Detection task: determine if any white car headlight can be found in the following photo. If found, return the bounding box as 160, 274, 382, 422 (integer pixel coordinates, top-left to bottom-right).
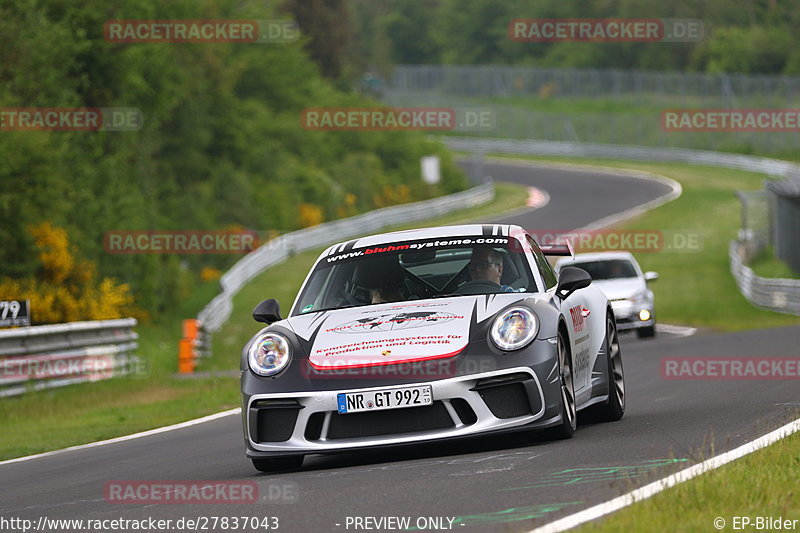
248, 333, 291, 376
490, 308, 539, 351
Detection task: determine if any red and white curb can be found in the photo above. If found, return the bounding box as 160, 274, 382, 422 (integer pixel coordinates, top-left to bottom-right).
526, 187, 550, 209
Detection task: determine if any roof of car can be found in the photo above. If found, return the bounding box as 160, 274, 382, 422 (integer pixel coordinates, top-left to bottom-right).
321, 224, 523, 256
556, 251, 637, 264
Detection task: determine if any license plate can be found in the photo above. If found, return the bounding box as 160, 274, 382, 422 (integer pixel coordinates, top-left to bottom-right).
337, 385, 432, 414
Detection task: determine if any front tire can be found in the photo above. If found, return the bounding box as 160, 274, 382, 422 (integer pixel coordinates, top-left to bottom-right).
597, 315, 625, 421
550, 328, 577, 439
252, 455, 304, 473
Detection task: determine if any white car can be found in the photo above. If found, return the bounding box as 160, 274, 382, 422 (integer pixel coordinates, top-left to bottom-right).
556, 252, 657, 338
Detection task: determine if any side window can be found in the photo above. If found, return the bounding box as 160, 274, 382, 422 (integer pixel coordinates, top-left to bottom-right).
526, 235, 558, 289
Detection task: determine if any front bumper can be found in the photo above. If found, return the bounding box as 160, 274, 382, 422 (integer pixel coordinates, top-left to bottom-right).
611, 300, 655, 331
615, 318, 654, 331
244, 365, 562, 457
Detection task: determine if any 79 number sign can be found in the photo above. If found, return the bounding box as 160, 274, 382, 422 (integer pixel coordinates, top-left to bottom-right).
0, 300, 31, 327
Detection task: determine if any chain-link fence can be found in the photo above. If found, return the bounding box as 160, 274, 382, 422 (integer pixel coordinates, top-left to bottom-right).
383, 66, 800, 153
389, 65, 800, 105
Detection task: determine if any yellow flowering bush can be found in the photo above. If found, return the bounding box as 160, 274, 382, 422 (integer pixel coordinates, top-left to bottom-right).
298, 203, 324, 228
200, 267, 222, 282
0, 222, 141, 324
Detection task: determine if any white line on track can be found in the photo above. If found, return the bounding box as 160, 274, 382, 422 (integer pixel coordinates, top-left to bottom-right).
529, 416, 800, 533
656, 323, 697, 337
0, 408, 241, 467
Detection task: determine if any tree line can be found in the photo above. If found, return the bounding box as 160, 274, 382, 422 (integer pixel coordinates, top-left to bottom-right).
0, 0, 466, 320
343, 0, 800, 76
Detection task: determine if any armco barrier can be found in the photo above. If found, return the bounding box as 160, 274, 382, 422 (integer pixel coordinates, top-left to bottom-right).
444, 136, 800, 316
443, 137, 800, 185
729, 241, 800, 315
0, 318, 139, 397
196, 182, 495, 334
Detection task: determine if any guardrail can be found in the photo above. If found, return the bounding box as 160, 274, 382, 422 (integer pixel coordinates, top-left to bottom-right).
444, 136, 800, 316
729, 241, 800, 315
442, 137, 800, 184
0, 318, 139, 398
196, 182, 495, 335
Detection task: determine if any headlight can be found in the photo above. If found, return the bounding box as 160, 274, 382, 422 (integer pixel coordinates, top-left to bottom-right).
248, 333, 291, 376
630, 292, 649, 306
490, 308, 539, 351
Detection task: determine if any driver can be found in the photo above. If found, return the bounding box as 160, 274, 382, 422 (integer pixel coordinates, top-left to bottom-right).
467, 248, 513, 292
371, 285, 404, 304
468, 248, 504, 284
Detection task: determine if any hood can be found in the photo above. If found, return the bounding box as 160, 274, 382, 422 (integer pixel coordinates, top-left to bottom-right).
591, 278, 645, 300
284, 294, 527, 370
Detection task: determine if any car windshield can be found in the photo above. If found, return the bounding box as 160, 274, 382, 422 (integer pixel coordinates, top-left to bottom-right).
292, 237, 537, 315
569, 259, 638, 280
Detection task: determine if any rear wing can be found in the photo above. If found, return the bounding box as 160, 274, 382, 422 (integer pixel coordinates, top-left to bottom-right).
539, 240, 575, 259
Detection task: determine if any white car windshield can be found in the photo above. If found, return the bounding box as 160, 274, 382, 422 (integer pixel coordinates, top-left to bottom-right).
292, 237, 537, 315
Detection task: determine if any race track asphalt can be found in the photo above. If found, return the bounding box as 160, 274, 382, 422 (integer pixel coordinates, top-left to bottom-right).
2, 160, 798, 533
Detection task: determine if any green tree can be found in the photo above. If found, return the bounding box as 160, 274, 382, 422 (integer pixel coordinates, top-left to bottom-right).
281, 0, 351, 79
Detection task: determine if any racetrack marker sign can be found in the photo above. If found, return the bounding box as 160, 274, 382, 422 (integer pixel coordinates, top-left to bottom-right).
0, 300, 30, 327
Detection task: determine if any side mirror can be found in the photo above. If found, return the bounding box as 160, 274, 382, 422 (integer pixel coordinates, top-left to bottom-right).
253, 299, 282, 324
644, 271, 659, 282
556, 267, 592, 299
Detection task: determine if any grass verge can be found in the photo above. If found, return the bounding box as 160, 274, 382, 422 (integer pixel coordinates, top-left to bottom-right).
0, 181, 529, 460
749, 246, 800, 280
579, 425, 800, 532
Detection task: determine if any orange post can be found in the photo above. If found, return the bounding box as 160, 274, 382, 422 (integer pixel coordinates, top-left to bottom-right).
178, 319, 200, 373
182, 319, 198, 339
178, 338, 195, 373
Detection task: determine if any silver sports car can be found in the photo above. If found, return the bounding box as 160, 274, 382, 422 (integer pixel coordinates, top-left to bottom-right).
241, 224, 625, 472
